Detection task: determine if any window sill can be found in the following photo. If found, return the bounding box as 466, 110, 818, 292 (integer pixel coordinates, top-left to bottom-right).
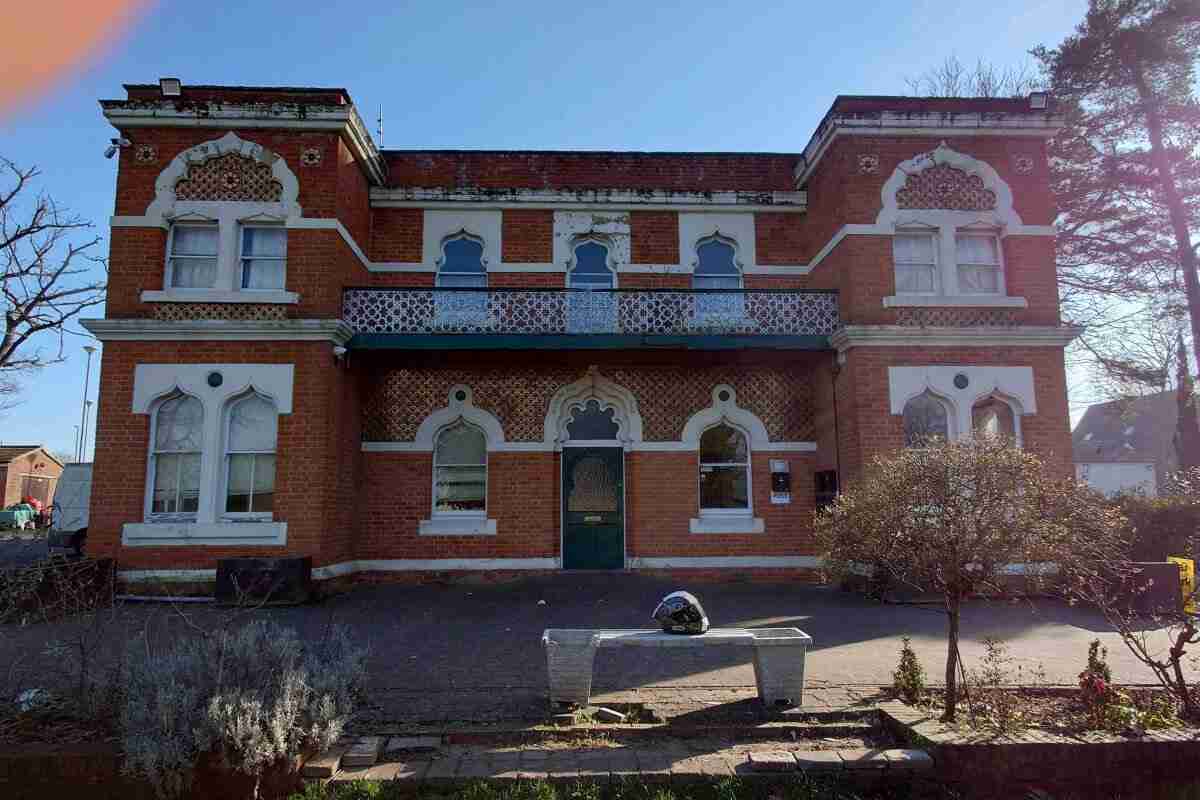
141, 289, 300, 305
883, 295, 1028, 309
419, 516, 497, 536
122, 521, 287, 546
689, 515, 764, 534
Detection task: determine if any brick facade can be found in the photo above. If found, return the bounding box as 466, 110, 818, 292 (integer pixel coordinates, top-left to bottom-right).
86, 85, 1075, 583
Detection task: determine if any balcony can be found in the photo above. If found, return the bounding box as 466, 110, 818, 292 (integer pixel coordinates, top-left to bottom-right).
342, 287, 839, 350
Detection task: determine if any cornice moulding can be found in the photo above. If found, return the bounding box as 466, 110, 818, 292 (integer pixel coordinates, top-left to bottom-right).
831, 324, 1083, 352
81, 318, 354, 344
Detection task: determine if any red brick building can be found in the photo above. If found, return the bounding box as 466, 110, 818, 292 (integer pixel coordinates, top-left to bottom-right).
83, 83, 1077, 584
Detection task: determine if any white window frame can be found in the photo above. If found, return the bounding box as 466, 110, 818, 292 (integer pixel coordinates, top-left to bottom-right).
892, 227, 941, 296
165, 221, 220, 290
954, 229, 1005, 296
431, 420, 489, 520
567, 236, 618, 290
237, 223, 288, 292
435, 230, 488, 288
145, 392, 204, 521
221, 392, 279, 521
697, 422, 753, 517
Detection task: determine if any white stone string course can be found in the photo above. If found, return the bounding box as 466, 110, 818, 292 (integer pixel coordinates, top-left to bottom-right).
343, 289, 839, 336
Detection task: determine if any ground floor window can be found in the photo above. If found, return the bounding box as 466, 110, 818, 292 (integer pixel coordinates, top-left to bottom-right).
902, 391, 950, 446
224, 392, 278, 515
150, 393, 204, 516
699, 423, 750, 511
434, 421, 487, 513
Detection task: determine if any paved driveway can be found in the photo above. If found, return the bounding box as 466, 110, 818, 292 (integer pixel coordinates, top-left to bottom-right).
2, 572, 1195, 723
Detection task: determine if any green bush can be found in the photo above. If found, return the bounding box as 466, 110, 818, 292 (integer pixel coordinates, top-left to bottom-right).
891, 637, 926, 704
1114, 488, 1200, 562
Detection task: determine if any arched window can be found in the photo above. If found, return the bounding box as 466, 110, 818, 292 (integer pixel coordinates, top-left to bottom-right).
437, 233, 487, 288
565, 399, 620, 440
434, 421, 487, 514
699, 424, 750, 511
972, 395, 1016, 440
569, 240, 614, 290
224, 393, 278, 515
902, 391, 950, 446
150, 393, 204, 515
692, 236, 742, 291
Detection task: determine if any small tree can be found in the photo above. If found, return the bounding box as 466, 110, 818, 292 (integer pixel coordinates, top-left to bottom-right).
815, 435, 1126, 721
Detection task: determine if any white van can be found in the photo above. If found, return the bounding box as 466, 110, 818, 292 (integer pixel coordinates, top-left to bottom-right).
47, 463, 91, 556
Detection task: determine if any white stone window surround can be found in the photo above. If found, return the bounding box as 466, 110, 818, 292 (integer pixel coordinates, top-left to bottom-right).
140, 132, 302, 306
435, 229, 489, 287
123, 363, 294, 547
424, 210, 501, 276
887, 366, 1036, 447
679, 213, 757, 274
879, 143, 1028, 310
417, 386, 502, 536
682, 385, 766, 534
553, 211, 631, 272
566, 233, 620, 289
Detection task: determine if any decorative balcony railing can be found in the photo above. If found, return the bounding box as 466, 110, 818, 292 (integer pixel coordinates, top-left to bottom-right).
342, 288, 839, 339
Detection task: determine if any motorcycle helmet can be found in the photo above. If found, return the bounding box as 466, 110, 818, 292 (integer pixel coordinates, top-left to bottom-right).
652, 590, 710, 635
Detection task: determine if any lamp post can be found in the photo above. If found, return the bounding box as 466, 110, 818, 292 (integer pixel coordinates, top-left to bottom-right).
74, 425, 81, 463
78, 345, 96, 462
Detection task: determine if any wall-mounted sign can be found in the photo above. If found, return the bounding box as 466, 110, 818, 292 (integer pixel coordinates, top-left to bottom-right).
769, 459, 791, 505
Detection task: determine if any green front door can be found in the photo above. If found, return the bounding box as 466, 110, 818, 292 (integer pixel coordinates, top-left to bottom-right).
562, 446, 624, 570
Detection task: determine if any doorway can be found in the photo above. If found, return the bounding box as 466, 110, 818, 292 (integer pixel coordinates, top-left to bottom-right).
561, 446, 624, 570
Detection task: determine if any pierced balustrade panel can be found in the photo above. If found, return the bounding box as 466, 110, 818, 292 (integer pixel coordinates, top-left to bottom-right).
343, 288, 839, 337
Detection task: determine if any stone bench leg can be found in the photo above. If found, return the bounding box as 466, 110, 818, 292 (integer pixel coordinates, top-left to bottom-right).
544, 641, 597, 706
752, 645, 807, 706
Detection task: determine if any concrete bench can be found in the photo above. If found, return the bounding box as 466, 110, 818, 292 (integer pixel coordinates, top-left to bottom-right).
541, 627, 813, 707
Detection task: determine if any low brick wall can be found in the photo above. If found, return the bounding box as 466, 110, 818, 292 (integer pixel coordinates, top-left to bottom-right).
879, 701, 1200, 797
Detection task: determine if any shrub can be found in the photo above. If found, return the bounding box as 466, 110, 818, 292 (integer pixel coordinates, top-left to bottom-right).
891, 637, 926, 704
121, 620, 367, 800
966, 638, 1025, 733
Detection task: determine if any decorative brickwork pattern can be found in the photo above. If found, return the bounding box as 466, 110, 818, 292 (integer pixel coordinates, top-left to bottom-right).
174, 153, 283, 202
894, 307, 1020, 327
895, 163, 997, 211
150, 303, 289, 322
363, 366, 813, 443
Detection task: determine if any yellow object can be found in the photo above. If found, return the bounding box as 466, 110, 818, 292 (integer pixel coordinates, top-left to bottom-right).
1168, 557, 1196, 614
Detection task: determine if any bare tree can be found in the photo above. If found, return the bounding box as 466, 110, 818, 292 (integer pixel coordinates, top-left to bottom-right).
1, 158, 106, 380
905, 55, 1042, 98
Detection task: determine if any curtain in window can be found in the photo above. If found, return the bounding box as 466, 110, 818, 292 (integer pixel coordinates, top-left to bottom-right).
225, 394, 278, 514
893, 233, 937, 293
170, 226, 219, 288
241, 227, 287, 289
902, 392, 949, 446
434, 422, 486, 513
151, 394, 204, 514
972, 396, 1016, 439
699, 424, 750, 510
955, 235, 1001, 293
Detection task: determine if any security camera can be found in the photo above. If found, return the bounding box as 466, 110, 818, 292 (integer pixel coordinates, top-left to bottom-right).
103, 145, 118, 159
332, 345, 348, 359
112, 136, 132, 148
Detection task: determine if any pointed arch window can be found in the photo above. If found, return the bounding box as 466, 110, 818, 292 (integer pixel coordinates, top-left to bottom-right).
436, 232, 487, 288
434, 421, 487, 514
569, 240, 614, 290
149, 393, 204, 516
902, 391, 950, 446
693, 236, 742, 291
699, 423, 751, 511
224, 393, 278, 515
972, 395, 1017, 441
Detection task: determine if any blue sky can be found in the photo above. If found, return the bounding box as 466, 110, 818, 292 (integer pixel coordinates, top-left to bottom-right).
0, 0, 1089, 459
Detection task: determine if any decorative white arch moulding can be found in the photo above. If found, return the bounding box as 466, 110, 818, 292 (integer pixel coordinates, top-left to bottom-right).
887, 365, 1035, 444
543, 367, 644, 449
690, 232, 746, 275
877, 141, 1022, 230
413, 385, 506, 451
144, 131, 302, 226
681, 385, 770, 450
565, 233, 621, 287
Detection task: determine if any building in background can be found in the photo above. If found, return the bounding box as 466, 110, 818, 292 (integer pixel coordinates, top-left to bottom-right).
1073, 390, 1178, 497
82, 82, 1076, 585
0, 445, 64, 508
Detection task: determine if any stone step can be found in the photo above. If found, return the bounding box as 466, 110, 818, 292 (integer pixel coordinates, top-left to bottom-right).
340, 736, 385, 768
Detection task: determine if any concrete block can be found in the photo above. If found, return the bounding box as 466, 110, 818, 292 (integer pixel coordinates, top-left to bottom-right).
837, 749, 890, 770
301, 745, 348, 778
793, 750, 844, 772
746, 751, 798, 772
882, 749, 933, 770
341, 737, 384, 768
385, 736, 440, 753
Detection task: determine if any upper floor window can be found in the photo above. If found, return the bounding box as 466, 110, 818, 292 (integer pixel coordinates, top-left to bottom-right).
149, 393, 204, 516
893, 231, 938, 294
168, 224, 219, 289
437, 233, 487, 288
224, 393, 278, 516
699, 424, 750, 512
902, 391, 950, 446
693, 236, 742, 291
569, 240, 614, 290
433, 421, 487, 514
240, 226, 287, 290
955, 233, 1002, 294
